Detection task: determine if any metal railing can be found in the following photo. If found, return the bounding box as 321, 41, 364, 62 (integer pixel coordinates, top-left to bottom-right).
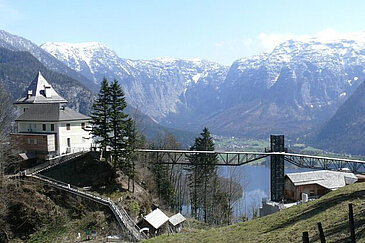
25, 151, 87, 175
27, 174, 145, 241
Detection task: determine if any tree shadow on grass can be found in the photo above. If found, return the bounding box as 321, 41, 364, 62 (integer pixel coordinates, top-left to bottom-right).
266, 189, 365, 233
315, 217, 365, 243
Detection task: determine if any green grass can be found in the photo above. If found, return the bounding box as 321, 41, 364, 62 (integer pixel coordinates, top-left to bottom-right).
143, 182, 365, 243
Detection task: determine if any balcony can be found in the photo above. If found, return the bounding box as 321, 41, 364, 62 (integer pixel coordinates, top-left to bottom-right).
11, 133, 56, 153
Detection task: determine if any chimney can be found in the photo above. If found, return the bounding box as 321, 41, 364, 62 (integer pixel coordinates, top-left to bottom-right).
44, 86, 51, 98
27, 90, 32, 99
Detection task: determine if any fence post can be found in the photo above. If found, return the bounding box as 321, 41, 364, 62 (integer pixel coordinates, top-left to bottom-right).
302, 232, 309, 243
317, 222, 326, 243
349, 203, 356, 243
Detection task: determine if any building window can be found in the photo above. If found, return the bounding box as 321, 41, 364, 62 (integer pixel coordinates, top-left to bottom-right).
42, 124, 46, 131
81, 122, 85, 129
51, 124, 55, 131
66, 123, 70, 130
27, 138, 31, 144
67, 138, 71, 147
34, 139, 37, 145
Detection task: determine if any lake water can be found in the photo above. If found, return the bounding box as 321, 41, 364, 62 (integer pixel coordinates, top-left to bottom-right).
218, 159, 313, 219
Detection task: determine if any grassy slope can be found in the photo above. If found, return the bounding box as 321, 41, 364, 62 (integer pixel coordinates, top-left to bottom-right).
144, 182, 365, 243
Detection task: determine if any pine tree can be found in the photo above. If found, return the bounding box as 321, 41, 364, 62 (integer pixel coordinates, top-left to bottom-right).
108, 79, 129, 170
186, 127, 218, 222
91, 78, 111, 157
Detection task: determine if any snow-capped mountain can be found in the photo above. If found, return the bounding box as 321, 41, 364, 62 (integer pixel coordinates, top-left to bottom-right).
0, 30, 97, 92
206, 36, 365, 137
41, 42, 132, 85
41, 42, 229, 120
41, 34, 365, 138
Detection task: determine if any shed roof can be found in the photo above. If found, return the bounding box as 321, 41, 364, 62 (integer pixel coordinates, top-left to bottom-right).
14, 71, 67, 104
169, 213, 186, 226
143, 208, 169, 230
286, 170, 357, 190
15, 103, 90, 122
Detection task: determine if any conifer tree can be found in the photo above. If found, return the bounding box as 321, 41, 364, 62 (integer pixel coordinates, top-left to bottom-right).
109, 79, 129, 170
186, 127, 218, 222
91, 78, 111, 157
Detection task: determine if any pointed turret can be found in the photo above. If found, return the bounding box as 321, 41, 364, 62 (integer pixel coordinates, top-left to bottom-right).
14, 71, 67, 104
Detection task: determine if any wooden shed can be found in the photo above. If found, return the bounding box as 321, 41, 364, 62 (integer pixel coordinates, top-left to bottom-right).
168, 213, 186, 233
137, 208, 169, 236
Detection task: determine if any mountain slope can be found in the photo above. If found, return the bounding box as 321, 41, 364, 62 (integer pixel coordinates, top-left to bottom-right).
41, 42, 229, 122
144, 182, 365, 243
42, 35, 365, 138
311, 75, 365, 155
0, 47, 93, 114
0, 30, 98, 92
207, 38, 365, 137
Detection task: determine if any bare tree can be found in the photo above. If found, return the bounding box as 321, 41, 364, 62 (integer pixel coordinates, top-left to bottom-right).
218, 167, 243, 224
0, 82, 16, 241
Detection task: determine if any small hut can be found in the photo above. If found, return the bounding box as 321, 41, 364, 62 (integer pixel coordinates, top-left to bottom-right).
168, 213, 186, 233
137, 208, 169, 236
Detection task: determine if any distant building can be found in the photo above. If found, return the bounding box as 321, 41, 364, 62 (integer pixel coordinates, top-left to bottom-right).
284, 170, 358, 201
11, 72, 92, 159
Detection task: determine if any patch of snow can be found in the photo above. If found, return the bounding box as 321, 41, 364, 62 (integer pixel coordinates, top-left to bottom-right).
192, 73, 201, 84
354, 76, 358, 81
340, 92, 347, 97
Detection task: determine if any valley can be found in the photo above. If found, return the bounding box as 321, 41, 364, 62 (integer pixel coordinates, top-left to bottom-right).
3, 2, 365, 243
2, 29, 365, 155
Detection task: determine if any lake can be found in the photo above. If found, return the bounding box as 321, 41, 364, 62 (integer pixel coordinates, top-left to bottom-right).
218, 159, 313, 219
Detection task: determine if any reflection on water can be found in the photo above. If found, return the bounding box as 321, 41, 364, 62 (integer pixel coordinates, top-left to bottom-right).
219, 160, 313, 219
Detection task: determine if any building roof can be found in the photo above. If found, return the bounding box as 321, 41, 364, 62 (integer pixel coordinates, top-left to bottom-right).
286, 170, 358, 190
15, 103, 90, 122
14, 71, 67, 104
169, 213, 186, 226
143, 208, 169, 230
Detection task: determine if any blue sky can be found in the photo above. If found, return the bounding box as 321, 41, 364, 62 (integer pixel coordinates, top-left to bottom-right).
1, 0, 365, 65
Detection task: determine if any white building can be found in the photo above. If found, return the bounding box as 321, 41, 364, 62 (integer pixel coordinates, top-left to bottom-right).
11, 71, 92, 159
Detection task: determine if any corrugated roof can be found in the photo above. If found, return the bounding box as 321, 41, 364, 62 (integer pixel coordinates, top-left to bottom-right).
15, 71, 67, 104
144, 208, 169, 230
169, 213, 186, 226
286, 170, 357, 190
15, 104, 90, 122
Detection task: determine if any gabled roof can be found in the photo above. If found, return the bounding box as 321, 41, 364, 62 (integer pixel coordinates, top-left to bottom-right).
15, 104, 90, 122
286, 170, 357, 190
14, 71, 67, 104
169, 213, 186, 226
143, 208, 169, 230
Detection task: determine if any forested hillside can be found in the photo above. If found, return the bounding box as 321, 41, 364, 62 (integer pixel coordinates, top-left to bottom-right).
0, 47, 93, 114
311, 77, 365, 155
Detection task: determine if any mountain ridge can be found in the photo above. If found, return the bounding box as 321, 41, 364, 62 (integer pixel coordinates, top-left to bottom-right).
42, 35, 365, 139
0, 30, 99, 92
